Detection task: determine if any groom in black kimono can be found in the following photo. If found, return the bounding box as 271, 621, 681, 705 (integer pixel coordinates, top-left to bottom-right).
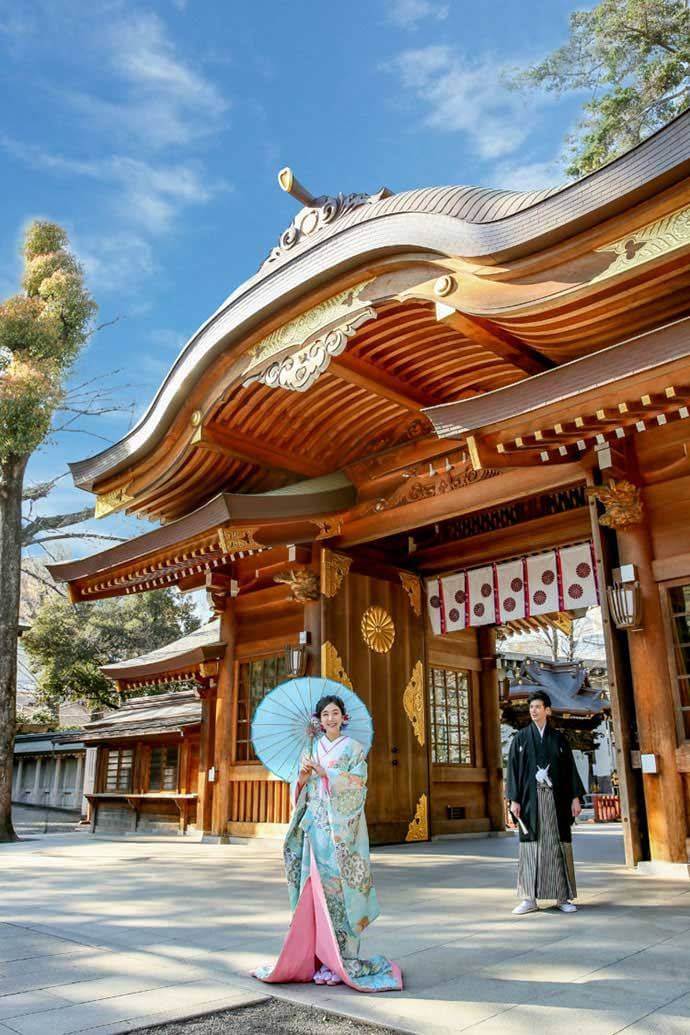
506, 690, 586, 915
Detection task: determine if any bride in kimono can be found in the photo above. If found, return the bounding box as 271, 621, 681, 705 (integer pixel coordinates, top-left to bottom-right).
253, 694, 402, 992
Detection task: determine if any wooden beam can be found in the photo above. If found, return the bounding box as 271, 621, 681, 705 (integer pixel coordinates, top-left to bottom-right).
328, 352, 437, 411
345, 435, 466, 485
191, 424, 323, 479
435, 303, 553, 376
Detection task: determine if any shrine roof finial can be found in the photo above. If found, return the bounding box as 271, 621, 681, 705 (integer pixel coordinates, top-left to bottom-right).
278, 167, 316, 207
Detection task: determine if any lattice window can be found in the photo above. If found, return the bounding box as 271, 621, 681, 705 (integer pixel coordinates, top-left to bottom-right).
667, 584, 690, 738
148, 746, 179, 792
428, 667, 472, 765
104, 749, 134, 792
235, 653, 290, 762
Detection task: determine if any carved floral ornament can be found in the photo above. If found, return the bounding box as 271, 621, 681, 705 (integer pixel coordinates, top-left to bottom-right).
586, 480, 644, 529
321, 642, 353, 690
243, 282, 377, 395
218, 526, 263, 554
403, 661, 425, 747
406, 793, 429, 842
592, 205, 690, 284
361, 606, 395, 654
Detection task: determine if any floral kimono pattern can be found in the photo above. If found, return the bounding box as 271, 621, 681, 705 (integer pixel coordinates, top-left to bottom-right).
253, 735, 402, 993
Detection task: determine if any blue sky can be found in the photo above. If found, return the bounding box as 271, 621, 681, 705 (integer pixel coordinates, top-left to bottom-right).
0, 0, 588, 559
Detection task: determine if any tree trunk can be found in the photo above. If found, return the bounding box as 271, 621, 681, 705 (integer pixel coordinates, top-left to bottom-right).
0, 455, 28, 842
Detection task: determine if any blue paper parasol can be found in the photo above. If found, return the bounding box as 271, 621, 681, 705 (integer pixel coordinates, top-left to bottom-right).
251, 676, 373, 783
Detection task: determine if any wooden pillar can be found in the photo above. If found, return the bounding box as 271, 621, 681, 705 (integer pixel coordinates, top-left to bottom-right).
615, 517, 687, 863
587, 483, 647, 866
478, 626, 505, 831
211, 600, 236, 837
197, 690, 216, 834
304, 543, 323, 676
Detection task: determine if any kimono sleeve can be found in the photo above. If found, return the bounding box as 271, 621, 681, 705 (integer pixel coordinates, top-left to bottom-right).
563, 739, 586, 802
505, 734, 522, 803
326, 744, 368, 816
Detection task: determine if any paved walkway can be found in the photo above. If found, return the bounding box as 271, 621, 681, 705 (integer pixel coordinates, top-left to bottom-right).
1, 824, 689, 1034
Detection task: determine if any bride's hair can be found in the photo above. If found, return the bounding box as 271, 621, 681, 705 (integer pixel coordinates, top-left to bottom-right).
313, 694, 349, 728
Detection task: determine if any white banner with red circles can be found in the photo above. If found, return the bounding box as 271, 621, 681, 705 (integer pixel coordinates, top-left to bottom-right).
525, 550, 560, 615
443, 572, 467, 631
559, 542, 599, 609
426, 576, 444, 635
467, 565, 496, 626
495, 558, 527, 623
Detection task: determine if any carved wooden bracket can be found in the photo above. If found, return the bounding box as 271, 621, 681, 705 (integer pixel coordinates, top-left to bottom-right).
205, 573, 235, 615
399, 571, 422, 616
406, 793, 429, 842
403, 661, 425, 747
587, 480, 644, 529
273, 567, 320, 602
321, 548, 352, 597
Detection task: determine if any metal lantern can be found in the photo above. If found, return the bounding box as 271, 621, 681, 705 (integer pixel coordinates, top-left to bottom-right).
606, 565, 643, 631
285, 640, 308, 678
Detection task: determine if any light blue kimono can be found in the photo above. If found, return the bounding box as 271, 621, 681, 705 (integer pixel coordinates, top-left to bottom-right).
255, 734, 401, 992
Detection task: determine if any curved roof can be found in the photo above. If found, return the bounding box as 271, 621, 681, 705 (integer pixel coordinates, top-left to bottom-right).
70, 112, 690, 493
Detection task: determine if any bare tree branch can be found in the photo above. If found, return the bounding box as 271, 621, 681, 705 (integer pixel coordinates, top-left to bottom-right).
21, 566, 67, 599
30, 532, 126, 545
22, 507, 95, 547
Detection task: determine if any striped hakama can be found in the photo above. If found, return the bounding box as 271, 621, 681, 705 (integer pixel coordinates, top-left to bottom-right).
517, 782, 576, 902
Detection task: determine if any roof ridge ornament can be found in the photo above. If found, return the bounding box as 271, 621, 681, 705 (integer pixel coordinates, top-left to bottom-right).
263, 167, 392, 268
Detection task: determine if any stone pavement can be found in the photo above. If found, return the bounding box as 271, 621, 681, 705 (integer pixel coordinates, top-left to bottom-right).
1, 822, 690, 1034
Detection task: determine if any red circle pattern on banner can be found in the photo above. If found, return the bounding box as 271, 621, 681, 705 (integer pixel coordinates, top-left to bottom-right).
503, 597, 516, 612
449, 608, 460, 622
576, 562, 591, 579
430, 596, 441, 608
481, 583, 493, 598
568, 583, 584, 599
533, 590, 547, 606
455, 590, 466, 604
542, 570, 555, 585
510, 578, 523, 592
474, 603, 485, 617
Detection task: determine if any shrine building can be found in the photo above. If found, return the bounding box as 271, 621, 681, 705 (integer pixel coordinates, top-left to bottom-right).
50, 112, 690, 874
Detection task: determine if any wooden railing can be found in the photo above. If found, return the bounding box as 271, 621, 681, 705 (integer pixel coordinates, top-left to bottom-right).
228, 764, 290, 828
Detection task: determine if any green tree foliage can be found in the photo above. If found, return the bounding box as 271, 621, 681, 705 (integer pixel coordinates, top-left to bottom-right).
0, 222, 96, 462
22, 590, 201, 710
510, 0, 690, 177
1, 221, 96, 840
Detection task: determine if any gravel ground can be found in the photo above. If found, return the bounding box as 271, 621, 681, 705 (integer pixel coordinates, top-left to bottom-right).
140, 999, 402, 1035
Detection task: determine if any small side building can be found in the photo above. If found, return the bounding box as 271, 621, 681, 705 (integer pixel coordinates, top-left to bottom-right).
69, 621, 224, 836
12, 733, 86, 813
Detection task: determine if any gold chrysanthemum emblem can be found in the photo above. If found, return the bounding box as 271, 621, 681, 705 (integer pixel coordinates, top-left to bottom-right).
361, 606, 395, 653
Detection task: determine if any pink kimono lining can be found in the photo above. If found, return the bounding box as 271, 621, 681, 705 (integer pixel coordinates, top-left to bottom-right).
254, 855, 403, 993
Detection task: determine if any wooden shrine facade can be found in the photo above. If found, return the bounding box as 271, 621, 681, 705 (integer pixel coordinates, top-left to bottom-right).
50, 113, 690, 870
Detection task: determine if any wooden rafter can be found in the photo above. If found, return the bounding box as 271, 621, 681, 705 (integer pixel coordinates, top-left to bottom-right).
328, 352, 438, 410
435, 304, 553, 376
191, 423, 323, 479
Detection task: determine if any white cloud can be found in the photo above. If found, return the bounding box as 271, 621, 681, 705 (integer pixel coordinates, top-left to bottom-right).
75, 233, 156, 295
61, 12, 229, 150
386, 46, 540, 160
488, 157, 564, 192
386, 0, 449, 30
0, 136, 227, 236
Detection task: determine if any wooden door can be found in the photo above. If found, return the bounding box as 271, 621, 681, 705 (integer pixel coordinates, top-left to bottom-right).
321, 556, 429, 844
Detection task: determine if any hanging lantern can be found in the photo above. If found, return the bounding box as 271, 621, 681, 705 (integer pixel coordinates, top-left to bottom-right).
285, 642, 308, 677
606, 565, 642, 631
